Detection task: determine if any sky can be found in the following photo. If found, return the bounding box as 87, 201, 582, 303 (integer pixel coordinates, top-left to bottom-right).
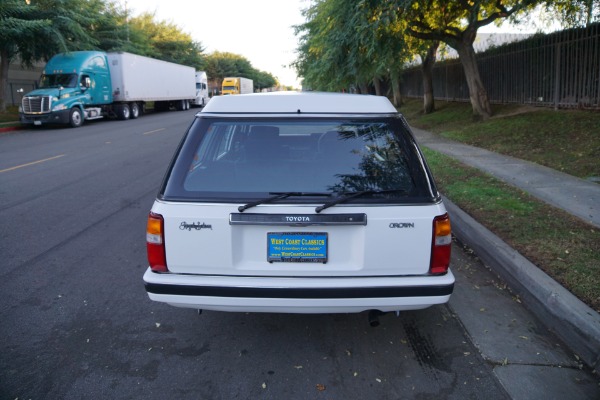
124, 0, 309, 87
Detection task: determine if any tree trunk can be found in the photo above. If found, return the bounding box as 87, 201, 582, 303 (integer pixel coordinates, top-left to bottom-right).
455, 40, 492, 119
372, 77, 382, 96
391, 74, 402, 107
0, 50, 10, 113
358, 82, 369, 94
421, 41, 439, 114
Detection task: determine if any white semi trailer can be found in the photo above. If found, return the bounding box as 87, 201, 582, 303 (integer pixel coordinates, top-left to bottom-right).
108, 52, 196, 113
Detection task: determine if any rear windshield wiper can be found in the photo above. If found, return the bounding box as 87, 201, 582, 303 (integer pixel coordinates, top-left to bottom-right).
238, 192, 332, 212
315, 189, 409, 213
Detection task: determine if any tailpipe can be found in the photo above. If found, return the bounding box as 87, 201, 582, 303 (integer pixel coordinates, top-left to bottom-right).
368, 310, 384, 327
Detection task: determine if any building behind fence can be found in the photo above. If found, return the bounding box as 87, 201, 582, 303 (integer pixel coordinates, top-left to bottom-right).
4, 60, 44, 107
400, 23, 600, 110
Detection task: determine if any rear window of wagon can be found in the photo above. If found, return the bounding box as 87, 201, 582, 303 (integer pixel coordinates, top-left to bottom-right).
160, 116, 439, 204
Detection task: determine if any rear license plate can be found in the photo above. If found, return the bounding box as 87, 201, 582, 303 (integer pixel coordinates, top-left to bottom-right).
267, 232, 328, 263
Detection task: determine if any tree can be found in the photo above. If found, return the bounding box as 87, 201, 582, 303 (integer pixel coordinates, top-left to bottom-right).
294, 0, 413, 95
205, 52, 275, 92
293, 0, 360, 91
205, 52, 253, 87
365, 1, 443, 110
83, 0, 154, 55
0, 0, 97, 112
420, 41, 440, 114
294, 0, 438, 112
251, 70, 277, 91
395, 0, 541, 119
126, 12, 205, 67
541, 0, 599, 27
354, 0, 412, 100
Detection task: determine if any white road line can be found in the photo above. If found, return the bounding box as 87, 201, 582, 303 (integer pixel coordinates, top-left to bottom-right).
143, 128, 166, 135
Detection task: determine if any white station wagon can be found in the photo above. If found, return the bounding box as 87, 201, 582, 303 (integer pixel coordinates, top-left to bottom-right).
144, 92, 454, 317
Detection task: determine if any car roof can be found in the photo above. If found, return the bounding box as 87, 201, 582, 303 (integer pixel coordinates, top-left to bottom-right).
200, 91, 398, 115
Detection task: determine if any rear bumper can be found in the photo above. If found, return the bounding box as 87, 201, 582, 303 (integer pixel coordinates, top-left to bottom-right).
143, 268, 455, 313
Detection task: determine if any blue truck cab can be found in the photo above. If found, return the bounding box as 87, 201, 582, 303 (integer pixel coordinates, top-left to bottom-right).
19, 51, 113, 128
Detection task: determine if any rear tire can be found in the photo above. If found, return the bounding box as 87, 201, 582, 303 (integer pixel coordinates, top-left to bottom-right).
69, 107, 83, 128
117, 104, 130, 120
131, 102, 140, 119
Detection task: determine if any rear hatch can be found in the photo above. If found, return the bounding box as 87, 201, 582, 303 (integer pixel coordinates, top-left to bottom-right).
156, 114, 444, 277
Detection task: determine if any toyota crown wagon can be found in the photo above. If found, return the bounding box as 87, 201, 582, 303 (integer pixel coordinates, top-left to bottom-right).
143, 92, 454, 314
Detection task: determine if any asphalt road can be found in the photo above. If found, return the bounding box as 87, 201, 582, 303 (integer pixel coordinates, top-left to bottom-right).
1, 110, 597, 399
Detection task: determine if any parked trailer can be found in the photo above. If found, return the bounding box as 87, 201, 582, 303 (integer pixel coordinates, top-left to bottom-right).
221, 77, 253, 95
19, 51, 196, 128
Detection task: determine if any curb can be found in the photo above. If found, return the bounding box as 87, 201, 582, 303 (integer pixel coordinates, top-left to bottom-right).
444, 196, 600, 371
0, 125, 22, 133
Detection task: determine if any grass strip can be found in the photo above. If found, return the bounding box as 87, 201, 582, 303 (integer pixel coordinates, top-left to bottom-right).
401, 99, 600, 181
422, 147, 600, 312
0, 106, 19, 123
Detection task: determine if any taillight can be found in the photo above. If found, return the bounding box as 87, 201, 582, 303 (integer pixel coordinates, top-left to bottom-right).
147, 212, 168, 272
430, 213, 451, 274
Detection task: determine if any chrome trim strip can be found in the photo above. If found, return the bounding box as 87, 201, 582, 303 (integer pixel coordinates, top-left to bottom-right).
229, 213, 367, 226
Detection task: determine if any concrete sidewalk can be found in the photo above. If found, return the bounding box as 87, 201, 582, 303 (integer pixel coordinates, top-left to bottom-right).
412, 127, 599, 228
410, 126, 600, 372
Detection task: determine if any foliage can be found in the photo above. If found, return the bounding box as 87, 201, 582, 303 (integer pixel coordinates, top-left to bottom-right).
125, 12, 205, 67
0, 0, 99, 65
205, 51, 254, 79
251, 70, 278, 91
205, 52, 277, 91
541, 0, 600, 27
292, 0, 357, 91
295, 0, 429, 92
0, 0, 101, 111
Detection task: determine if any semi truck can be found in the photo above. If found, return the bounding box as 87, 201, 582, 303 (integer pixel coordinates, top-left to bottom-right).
19, 51, 196, 128
221, 77, 253, 95
191, 71, 209, 107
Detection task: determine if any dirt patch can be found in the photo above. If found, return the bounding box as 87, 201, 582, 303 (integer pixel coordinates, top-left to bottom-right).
490, 105, 544, 119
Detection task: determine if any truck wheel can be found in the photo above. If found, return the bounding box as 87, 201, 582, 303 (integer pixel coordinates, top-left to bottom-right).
131, 102, 140, 119
118, 104, 130, 120
69, 107, 83, 128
